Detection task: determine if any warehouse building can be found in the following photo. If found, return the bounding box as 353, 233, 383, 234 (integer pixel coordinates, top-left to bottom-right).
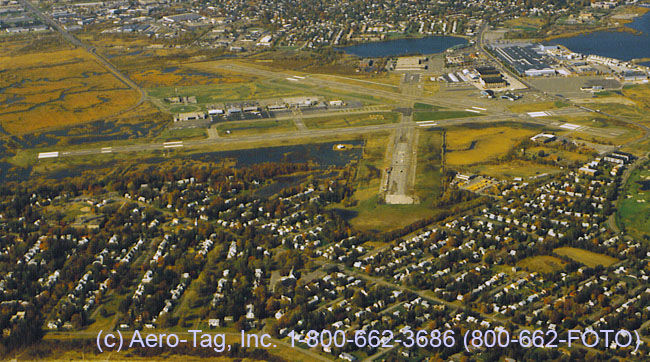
173, 112, 206, 122
620, 70, 648, 82
475, 66, 500, 77
162, 13, 202, 23
489, 43, 555, 77
479, 76, 507, 88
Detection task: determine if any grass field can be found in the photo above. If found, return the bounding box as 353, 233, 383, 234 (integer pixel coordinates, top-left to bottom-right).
304, 112, 399, 129
622, 137, 650, 157
130, 67, 252, 88
0, 47, 140, 134
617, 165, 650, 238
415, 130, 444, 205
147, 81, 305, 108
590, 102, 648, 123
470, 161, 560, 179
445, 126, 537, 166
216, 119, 296, 137
422, 80, 440, 96
507, 101, 569, 113
331, 192, 441, 232
155, 127, 207, 142
621, 84, 650, 110
554, 247, 618, 268
312, 74, 400, 93
413, 102, 444, 111
504, 16, 546, 29
517, 255, 567, 273
413, 110, 475, 122
528, 146, 591, 163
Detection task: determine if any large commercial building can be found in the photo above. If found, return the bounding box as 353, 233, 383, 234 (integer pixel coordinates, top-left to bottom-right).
489, 43, 555, 77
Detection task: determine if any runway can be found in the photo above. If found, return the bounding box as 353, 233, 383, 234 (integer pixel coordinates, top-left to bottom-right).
39, 108, 610, 161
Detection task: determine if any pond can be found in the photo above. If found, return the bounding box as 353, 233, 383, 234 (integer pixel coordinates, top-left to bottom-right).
189, 140, 364, 168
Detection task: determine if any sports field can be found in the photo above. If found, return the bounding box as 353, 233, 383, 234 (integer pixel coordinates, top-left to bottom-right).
554, 247, 618, 268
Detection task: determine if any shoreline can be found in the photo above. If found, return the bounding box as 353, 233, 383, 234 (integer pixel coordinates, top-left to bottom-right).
540, 24, 641, 42
540, 5, 649, 42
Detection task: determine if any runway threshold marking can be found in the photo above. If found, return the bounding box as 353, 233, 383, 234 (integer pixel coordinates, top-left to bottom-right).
527, 111, 550, 117
559, 123, 581, 130
163, 141, 184, 149
417, 121, 438, 127
38, 152, 59, 159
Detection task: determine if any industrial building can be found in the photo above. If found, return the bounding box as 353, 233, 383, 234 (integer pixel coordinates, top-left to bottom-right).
162, 13, 203, 23
489, 43, 555, 77
475, 66, 500, 77
283, 96, 319, 108
620, 70, 648, 82
480, 76, 507, 88
173, 112, 206, 122
256, 35, 273, 47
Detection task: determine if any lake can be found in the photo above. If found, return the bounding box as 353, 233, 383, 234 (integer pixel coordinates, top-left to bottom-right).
337, 35, 468, 57
547, 11, 650, 61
